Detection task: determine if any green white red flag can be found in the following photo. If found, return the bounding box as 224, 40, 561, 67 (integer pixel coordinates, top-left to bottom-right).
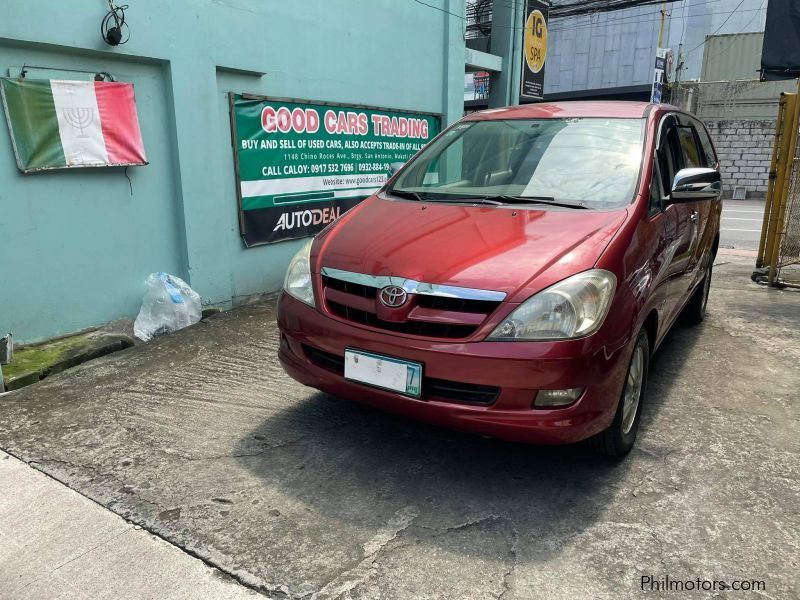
0, 78, 148, 173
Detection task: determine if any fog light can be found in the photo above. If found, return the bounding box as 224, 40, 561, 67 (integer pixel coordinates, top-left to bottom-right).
534, 388, 585, 408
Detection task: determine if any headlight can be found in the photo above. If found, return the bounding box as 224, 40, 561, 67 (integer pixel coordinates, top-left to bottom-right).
488, 270, 616, 341
283, 238, 315, 307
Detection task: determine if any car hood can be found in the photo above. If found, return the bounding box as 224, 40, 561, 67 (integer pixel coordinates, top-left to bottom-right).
315, 195, 628, 301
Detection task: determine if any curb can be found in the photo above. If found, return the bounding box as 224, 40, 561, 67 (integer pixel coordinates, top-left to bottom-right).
2, 335, 134, 392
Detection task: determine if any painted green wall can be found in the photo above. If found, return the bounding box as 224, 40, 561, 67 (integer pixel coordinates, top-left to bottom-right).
0, 0, 466, 342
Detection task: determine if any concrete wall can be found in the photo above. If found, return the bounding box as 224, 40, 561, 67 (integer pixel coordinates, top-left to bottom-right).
685, 79, 797, 120
678, 79, 797, 199
705, 120, 774, 199
0, 1, 466, 343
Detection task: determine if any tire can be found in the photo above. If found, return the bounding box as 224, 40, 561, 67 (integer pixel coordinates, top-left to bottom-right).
683, 262, 712, 325
587, 328, 650, 458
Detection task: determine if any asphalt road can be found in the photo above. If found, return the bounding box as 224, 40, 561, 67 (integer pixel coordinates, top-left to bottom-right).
0, 255, 797, 599
720, 198, 765, 251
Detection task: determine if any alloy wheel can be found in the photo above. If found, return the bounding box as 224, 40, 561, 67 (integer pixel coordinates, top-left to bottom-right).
621, 344, 645, 434
701, 265, 712, 316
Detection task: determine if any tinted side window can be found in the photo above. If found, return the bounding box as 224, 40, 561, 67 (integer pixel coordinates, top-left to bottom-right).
677, 127, 702, 168
695, 122, 718, 168
657, 117, 682, 196
649, 160, 664, 215
657, 143, 671, 196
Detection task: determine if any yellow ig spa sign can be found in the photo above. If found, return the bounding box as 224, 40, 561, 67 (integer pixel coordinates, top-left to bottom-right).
524, 10, 547, 73
521, 0, 549, 99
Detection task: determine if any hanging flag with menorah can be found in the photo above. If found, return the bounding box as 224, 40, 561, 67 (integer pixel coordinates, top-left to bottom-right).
0, 78, 148, 173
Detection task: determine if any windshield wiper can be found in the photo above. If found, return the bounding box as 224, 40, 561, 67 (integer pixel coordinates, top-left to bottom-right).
481, 195, 589, 209
388, 189, 425, 201
389, 191, 588, 209
389, 191, 502, 206
443, 197, 505, 206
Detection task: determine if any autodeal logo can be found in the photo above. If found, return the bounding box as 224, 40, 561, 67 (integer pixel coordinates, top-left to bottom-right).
273, 206, 341, 232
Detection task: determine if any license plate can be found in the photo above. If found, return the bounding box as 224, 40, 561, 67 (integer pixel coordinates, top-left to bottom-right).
344, 349, 422, 398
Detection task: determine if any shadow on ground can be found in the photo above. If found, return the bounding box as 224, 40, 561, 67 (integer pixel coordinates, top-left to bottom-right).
229, 318, 703, 597
0, 257, 796, 599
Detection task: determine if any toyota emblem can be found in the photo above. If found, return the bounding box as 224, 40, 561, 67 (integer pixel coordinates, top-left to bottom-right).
380, 285, 408, 308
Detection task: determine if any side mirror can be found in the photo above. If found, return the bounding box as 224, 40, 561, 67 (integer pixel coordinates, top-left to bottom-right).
387, 161, 405, 178
669, 168, 721, 202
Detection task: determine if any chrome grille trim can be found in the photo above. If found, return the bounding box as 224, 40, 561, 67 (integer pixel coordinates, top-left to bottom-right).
320, 267, 506, 302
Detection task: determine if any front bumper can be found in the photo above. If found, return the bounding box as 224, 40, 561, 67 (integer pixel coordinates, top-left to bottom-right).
277, 292, 632, 444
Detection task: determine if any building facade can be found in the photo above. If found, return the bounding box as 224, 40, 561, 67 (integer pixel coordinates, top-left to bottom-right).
464, 0, 769, 109
0, 0, 467, 343
545, 0, 769, 100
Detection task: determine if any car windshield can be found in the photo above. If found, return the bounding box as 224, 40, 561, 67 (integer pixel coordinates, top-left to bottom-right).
389, 117, 646, 209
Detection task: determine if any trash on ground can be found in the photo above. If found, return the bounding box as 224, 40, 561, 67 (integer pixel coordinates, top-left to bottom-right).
134, 273, 201, 341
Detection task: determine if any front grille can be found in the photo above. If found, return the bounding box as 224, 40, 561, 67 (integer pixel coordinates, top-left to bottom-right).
304, 344, 345, 372
327, 301, 477, 339
322, 276, 377, 299
303, 345, 500, 406
320, 272, 504, 340
415, 295, 501, 314
425, 378, 500, 405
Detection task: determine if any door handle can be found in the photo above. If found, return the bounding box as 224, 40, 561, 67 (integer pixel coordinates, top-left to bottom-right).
690, 210, 699, 222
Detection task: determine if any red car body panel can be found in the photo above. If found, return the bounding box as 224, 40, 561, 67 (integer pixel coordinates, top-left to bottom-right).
279, 292, 629, 444
463, 101, 651, 121
277, 101, 722, 444
315, 198, 628, 301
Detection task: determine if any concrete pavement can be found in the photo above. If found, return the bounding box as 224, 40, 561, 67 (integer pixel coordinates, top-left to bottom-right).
0, 253, 797, 599
0, 451, 260, 599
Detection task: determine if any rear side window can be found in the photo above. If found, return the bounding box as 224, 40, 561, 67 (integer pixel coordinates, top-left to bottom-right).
695, 123, 718, 167
657, 120, 682, 196
649, 160, 664, 215
677, 127, 702, 168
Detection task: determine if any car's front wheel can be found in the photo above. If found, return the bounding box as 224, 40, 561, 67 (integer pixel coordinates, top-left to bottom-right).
587, 328, 649, 458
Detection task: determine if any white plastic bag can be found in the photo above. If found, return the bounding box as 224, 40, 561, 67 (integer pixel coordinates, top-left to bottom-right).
133, 272, 202, 341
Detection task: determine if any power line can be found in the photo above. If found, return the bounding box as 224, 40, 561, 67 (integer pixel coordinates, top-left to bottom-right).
685, 0, 747, 56
546, 0, 729, 31
678, 0, 687, 48
549, 5, 762, 34
700, 0, 766, 66
421, 0, 763, 40
491, 0, 689, 20
417, 0, 687, 23
550, 0, 683, 18
412, 0, 464, 20
465, 0, 756, 35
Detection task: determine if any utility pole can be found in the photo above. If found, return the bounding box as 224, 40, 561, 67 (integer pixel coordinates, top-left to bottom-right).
674, 42, 684, 108
657, 1, 667, 48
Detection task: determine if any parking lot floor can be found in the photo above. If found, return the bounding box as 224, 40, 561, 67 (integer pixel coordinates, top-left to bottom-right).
0, 252, 798, 599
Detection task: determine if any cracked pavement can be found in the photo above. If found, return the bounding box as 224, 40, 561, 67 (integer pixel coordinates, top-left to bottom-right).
0, 253, 798, 599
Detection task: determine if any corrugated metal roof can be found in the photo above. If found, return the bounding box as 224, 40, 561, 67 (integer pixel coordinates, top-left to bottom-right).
700, 32, 764, 82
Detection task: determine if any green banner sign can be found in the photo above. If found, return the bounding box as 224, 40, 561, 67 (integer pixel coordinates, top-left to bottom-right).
229, 94, 441, 246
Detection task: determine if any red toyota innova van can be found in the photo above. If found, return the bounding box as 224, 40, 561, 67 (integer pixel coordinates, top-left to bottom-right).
278, 102, 721, 456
